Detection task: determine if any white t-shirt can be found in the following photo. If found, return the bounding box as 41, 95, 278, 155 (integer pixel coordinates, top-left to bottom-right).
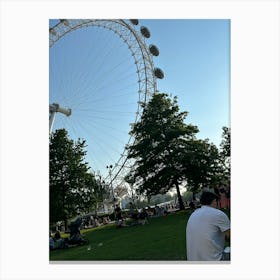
186, 206, 230, 261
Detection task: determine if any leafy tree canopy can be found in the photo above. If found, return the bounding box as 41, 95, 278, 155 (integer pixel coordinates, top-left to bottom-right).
126, 92, 199, 209
219, 126, 231, 186
49, 129, 107, 227
125, 93, 231, 209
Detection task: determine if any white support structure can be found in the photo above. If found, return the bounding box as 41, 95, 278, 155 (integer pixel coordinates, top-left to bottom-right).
49, 103, 71, 133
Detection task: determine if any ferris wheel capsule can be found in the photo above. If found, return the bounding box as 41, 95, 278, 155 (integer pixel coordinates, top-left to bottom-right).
149, 44, 159, 56
129, 19, 139, 25
154, 67, 164, 79
49, 28, 57, 36
140, 26, 151, 38
60, 19, 69, 26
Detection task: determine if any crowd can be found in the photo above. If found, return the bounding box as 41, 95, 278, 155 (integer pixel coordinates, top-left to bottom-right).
112, 200, 180, 228
51, 186, 230, 261
82, 215, 111, 229
114, 203, 150, 228
49, 230, 67, 250
50, 217, 88, 250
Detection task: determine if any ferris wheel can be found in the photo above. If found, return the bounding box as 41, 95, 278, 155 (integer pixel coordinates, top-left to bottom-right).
49, 19, 164, 194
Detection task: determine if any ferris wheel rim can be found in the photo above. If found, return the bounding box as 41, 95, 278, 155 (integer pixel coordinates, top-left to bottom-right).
49, 19, 160, 188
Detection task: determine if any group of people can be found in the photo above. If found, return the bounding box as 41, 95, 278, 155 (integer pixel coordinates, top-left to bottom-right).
114, 203, 150, 228
50, 217, 88, 251
84, 215, 111, 228
82, 215, 111, 229
49, 231, 67, 250
128, 202, 149, 225
50, 189, 230, 261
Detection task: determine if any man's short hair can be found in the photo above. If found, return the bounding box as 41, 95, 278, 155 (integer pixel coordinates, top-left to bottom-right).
200, 191, 219, 205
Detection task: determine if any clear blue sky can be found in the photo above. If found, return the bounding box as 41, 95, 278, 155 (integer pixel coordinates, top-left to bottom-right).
144, 19, 230, 145
50, 19, 230, 179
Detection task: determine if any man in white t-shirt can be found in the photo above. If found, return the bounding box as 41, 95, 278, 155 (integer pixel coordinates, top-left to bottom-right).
186, 191, 230, 261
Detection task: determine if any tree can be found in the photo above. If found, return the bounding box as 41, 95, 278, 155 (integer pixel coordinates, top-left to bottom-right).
89, 174, 110, 214
126, 93, 199, 210
50, 129, 93, 228
78, 172, 100, 214
182, 138, 222, 193
219, 126, 231, 186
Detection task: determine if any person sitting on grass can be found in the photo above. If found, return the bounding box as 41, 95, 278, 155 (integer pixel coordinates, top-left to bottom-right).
50, 230, 67, 250
138, 208, 149, 225
93, 216, 101, 227
102, 216, 109, 225
49, 231, 55, 250
68, 217, 88, 245
147, 206, 154, 216
186, 191, 230, 261
188, 200, 196, 210
54, 231, 66, 247
115, 204, 126, 228
128, 202, 139, 224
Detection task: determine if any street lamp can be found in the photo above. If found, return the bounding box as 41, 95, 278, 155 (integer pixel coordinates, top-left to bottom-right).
96, 171, 105, 213
101, 180, 106, 212
106, 165, 116, 212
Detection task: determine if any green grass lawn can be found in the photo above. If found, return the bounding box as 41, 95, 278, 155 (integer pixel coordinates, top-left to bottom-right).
50, 209, 230, 261
50, 210, 192, 261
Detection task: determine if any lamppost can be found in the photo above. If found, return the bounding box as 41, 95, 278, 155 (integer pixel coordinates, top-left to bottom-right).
101, 180, 106, 212
106, 165, 116, 213
96, 171, 105, 213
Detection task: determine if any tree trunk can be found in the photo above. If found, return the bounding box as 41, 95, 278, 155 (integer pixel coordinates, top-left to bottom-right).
175, 180, 185, 210
64, 219, 68, 233
147, 195, 151, 205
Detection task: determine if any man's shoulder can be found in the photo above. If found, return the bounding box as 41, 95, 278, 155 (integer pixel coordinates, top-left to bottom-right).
209, 207, 228, 217
191, 206, 227, 214
211, 208, 230, 226
201, 206, 228, 217
211, 207, 225, 213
